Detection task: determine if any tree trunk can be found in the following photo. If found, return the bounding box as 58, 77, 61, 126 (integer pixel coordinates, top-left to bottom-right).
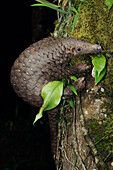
53, 0, 113, 169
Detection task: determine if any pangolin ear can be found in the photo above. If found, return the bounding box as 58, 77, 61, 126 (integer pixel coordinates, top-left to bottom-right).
71, 47, 77, 55
72, 47, 76, 53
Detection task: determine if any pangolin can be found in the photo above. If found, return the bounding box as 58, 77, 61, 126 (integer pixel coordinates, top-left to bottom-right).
10, 37, 101, 158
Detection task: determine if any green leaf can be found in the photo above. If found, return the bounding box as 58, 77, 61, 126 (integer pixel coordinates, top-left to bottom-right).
72, 2, 82, 30
31, 3, 69, 15
95, 67, 106, 85
33, 107, 43, 125
61, 78, 66, 87
68, 98, 74, 108
33, 81, 63, 124
70, 76, 78, 81
80, 0, 88, 3
67, 84, 78, 95
68, 7, 78, 14
35, 0, 60, 7
105, 0, 113, 9
92, 54, 106, 85
92, 54, 106, 77
78, 2, 82, 12
41, 81, 63, 110
72, 15, 79, 30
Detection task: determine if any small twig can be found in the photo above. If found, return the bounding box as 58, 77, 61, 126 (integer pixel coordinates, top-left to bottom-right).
104, 153, 111, 162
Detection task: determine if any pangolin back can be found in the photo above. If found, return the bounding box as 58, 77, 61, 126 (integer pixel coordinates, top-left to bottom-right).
10, 37, 101, 107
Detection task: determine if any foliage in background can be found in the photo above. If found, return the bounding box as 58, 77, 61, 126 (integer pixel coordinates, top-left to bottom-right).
32, 0, 113, 30
31, 0, 68, 14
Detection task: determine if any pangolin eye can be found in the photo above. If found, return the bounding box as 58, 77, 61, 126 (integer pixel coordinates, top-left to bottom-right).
77, 47, 82, 52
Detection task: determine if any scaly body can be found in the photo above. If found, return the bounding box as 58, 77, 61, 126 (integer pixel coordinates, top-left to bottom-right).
11, 37, 101, 106
10, 37, 101, 158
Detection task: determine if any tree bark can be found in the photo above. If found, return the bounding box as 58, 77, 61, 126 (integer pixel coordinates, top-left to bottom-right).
53, 0, 113, 170
55, 94, 108, 170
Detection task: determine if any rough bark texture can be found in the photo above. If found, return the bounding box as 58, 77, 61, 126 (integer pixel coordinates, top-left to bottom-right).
56, 95, 108, 170
53, 0, 113, 169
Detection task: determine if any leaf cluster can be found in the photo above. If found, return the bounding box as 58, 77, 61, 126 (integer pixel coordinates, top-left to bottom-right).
31, 0, 88, 31
31, 0, 68, 14
32, 0, 112, 32
33, 76, 78, 124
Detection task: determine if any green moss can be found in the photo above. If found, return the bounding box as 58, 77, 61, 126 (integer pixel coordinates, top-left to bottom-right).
88, 116, 113, 160
70, 0, 113, 52
54, 0, 113, 52
71, 55, 91, 65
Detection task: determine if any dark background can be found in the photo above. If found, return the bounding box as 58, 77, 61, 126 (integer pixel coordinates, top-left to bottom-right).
1, 0, 57, 169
